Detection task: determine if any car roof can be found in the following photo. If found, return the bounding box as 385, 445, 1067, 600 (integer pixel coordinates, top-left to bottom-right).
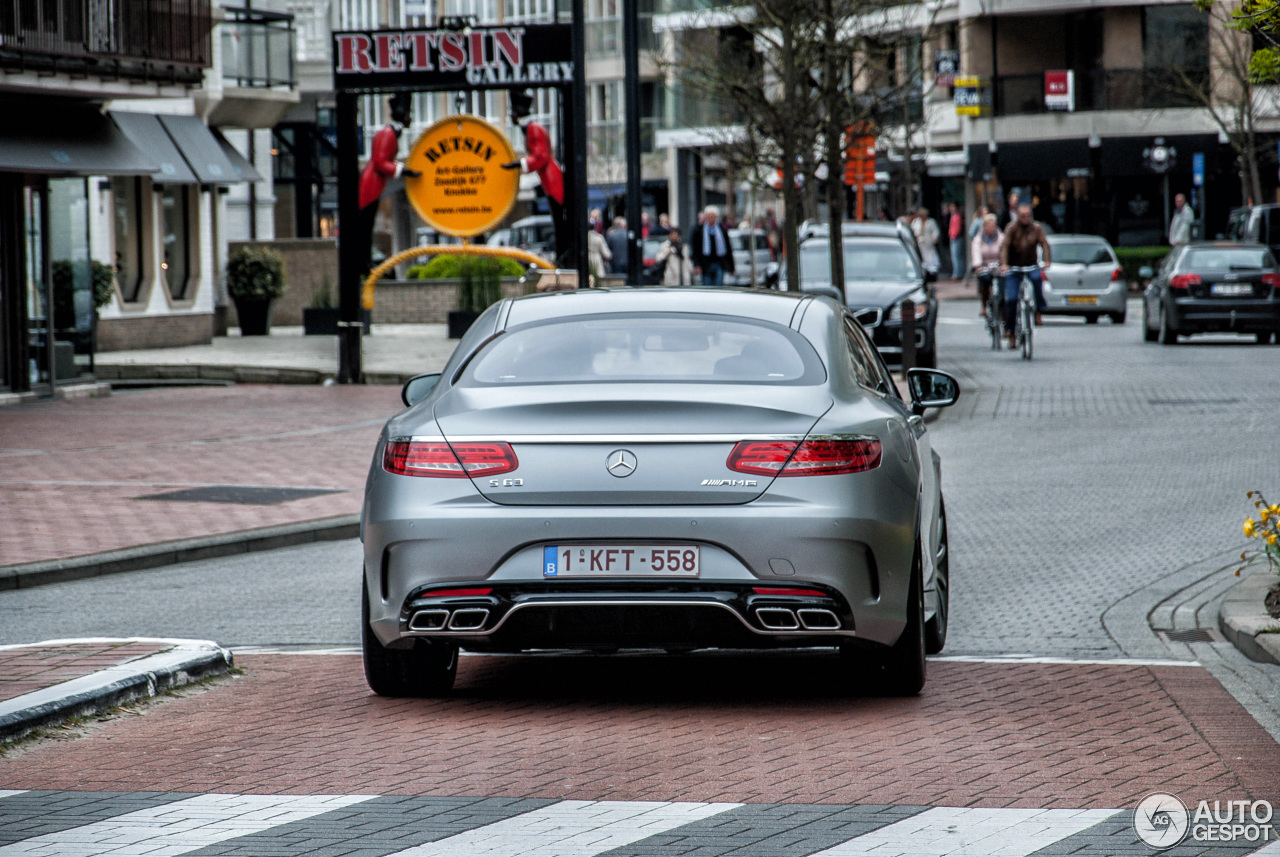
502, 286, 811, 328
1047, 234, 1111, 242
1183, 240, 1269, 249
511, 215, 553, 227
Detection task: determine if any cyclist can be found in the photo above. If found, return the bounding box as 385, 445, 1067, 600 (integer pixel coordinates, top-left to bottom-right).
998, 203, 1051, 347
970, 213, 1003, 318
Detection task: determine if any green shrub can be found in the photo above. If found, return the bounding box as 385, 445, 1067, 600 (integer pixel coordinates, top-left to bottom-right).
457, 257, 506, 313
226, 246, 286, 302
1114, 246, 1169, 283
406, 254, 524, 280
91, 260, 114, 310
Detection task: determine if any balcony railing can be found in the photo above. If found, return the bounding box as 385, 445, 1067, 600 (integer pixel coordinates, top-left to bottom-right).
0, 0, 212, 83
994, 69, 1210, 117
220, 6, 294, 88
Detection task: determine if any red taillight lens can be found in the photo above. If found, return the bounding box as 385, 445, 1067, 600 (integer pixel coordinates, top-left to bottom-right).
1169, 274, 1201, 291
383, 440, 517, 478
1262, 273, 1280, 289
415, 588, 493, 598
726, 440, 799, 475
1111, 266, 1124, 282
752, 586, 828, 597
727, 438, 881, 477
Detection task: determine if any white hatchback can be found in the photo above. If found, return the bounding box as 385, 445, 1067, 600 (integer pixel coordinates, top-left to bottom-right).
1042, 235, 1128, 324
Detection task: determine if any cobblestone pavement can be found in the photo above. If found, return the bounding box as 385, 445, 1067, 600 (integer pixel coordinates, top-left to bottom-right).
929, 299, 1280, 659
0, 385, 400, 568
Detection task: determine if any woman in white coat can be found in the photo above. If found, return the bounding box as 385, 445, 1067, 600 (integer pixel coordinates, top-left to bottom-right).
654, 227, 693, 285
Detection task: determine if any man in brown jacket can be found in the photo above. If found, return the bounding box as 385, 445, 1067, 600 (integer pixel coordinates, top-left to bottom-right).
999, 203, 1052, 343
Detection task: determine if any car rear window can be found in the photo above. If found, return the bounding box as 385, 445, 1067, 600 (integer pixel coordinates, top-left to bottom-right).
1182, 247, 1274, 270
1051, 241, 1112, 265
465, 314, 825, 386
801, 239, 919, 283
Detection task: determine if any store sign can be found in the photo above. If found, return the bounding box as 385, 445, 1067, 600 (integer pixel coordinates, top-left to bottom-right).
953, 76, 991, 116
403, 115, 519, 237
333, 24, 573, 89
1045, 70, 1075, 111
934, 50, 959, 88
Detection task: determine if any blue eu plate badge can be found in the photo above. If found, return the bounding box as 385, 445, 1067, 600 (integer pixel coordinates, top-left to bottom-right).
544, 546, 558, 577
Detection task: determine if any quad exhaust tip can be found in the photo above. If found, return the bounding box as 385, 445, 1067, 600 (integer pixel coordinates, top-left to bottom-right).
755, 607, 800, 630
409, 609, 450, 631
755, 607, 841, 631
447, 608, 490, 631
797, 608, 841, 630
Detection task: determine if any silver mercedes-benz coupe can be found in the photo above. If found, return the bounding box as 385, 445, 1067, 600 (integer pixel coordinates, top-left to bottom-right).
361, 288, 959, 697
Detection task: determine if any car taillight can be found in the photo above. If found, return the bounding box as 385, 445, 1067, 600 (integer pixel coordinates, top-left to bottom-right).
383, 440, 518, 478
1111, 266, 1124, 282
1262, 273, 1280, 289
1169, 274, 1201, 291
727, 438, 881, 477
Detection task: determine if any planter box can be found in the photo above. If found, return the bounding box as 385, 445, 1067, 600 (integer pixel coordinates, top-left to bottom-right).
233, 298, 273, 336
303, 308, 371, 336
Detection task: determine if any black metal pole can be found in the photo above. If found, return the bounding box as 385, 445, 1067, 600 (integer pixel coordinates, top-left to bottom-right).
336, 90, 363, 384
571, 0, 590, 286
623, 0, 642, 281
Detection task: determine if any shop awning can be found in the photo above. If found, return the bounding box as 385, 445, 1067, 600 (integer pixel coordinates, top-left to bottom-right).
0, 108, 156, 176
211, 129, 263, 183
158, 115, 240, 184
109, 112, 199, 184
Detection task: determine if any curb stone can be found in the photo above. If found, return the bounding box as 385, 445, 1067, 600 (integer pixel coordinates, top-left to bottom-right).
0, 515, 360, 591
0, 639, 233, 743
1218, 572, 1280, 666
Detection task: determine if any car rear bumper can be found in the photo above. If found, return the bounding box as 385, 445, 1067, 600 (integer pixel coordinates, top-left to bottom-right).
362, 483, 918, 652
1041, 281, 1126, 314
1170, 297, 1280, 332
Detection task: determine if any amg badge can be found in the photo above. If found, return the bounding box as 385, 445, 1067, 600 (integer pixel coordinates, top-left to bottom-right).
701, 478, 758, 487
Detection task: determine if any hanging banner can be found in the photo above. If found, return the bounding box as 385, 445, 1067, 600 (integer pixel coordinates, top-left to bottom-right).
1045, 70, 1075, 111
403, 115, 519, 237
953, 76, 991, 116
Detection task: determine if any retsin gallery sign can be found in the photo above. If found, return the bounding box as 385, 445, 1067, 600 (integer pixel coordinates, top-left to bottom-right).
333, 24, 573, 89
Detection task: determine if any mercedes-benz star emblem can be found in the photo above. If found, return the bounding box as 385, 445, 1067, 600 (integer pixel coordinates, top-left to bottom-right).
606, 449, 637, 478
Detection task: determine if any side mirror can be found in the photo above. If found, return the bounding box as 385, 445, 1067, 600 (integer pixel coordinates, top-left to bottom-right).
401, 372, 441, 407
1138, 266, 1155, 280
906, 368, 960, 416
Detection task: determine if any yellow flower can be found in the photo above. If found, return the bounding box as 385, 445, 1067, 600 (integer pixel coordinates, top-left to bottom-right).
1270, 505, 1280, 515
1244, 520, 1256, 537
1269, 533, 1278, 545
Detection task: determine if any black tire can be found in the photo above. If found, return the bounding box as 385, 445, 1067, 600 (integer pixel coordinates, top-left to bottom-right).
842, 542, 926, 697
362, 585, 458, 697
1021, 307, 1033, 360
1084, 313, 1099, 324
925, 504, 949, 655
1158, 303, 1179, 345
1110, 310, 1126, 325
1143, 302, 1158, 342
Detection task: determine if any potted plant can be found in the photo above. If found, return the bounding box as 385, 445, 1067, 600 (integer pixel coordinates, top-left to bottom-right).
226, 246, 286, 336
301, 275, 370, 336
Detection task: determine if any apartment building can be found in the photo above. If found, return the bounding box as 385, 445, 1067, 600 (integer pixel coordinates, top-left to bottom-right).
0, 0, 298, 396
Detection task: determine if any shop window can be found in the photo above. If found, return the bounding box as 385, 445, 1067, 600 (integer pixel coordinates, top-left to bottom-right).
111, 176, 144, 302
160, 185, 191, 300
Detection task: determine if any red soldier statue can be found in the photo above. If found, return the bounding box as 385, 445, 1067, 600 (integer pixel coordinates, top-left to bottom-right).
355, 92, 420, 274
502, 89, 570, 264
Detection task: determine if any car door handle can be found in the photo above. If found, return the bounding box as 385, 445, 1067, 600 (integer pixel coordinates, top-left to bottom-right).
908, 415, 926, 438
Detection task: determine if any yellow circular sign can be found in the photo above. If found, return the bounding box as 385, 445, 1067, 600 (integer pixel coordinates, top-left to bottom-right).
403, 115, 519, 238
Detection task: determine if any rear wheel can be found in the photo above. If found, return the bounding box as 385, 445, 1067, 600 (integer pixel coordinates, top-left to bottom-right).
1021, 304, 1033, 360
1110, 310, 1126, 325
1084, 313, 1099, 324
843, 542, 926, 697
1143, 302, 1158, 342
1158, 303, 1179, 345
925, 505, 949, 655
362, 585, 457, 697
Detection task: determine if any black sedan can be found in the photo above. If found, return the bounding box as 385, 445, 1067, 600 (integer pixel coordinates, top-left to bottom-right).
1142, 242, 1280, 344
790, 236, 938, 368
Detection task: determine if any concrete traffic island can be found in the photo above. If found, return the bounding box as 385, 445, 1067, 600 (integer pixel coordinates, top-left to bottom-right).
1219, 572, 1280, 666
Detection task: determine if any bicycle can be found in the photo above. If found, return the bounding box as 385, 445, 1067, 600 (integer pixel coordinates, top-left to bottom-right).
1005, 265, 1039, 360
978, 263, 1003, 350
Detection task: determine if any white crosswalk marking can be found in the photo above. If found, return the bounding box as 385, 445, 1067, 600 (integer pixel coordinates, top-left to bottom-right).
807, 806, 1116, 857
384, 799, 741, 857
0, 793, 376, 857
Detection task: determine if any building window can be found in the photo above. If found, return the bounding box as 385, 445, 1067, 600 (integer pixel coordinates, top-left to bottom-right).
111, 177, 144, 302
160, 186, 191, 300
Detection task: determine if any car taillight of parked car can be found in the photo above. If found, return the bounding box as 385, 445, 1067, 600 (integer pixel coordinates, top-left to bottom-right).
1111, 267, 1124, 282
383, 440, 518, 478
1169, 274, 1201, 291
1262, 273, 1280, 289
727, 439, 882, 476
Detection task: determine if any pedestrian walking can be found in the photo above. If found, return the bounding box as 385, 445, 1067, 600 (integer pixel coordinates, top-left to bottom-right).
650, 212, 671, 239
588, 228, 611, 284
913, 208, 941, 276
690, 205, 735, 285
653, 227, 693, 285
606, 217, 629, 276
1169, 193, 1195, 246
948, 203, 965, 280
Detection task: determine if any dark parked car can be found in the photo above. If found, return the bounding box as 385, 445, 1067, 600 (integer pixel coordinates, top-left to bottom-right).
1225, 203, 1280, 256
786, 235, 938, 368
1142, 242, 1280, 344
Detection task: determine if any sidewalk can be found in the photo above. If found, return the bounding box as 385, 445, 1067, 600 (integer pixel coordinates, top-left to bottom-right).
0, 639, 232, 744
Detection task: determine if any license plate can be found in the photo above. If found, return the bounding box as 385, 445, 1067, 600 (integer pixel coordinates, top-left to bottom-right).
1066, 295, 1098, 305
543, 544, 700, 577
1211, 283, 1253, 296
